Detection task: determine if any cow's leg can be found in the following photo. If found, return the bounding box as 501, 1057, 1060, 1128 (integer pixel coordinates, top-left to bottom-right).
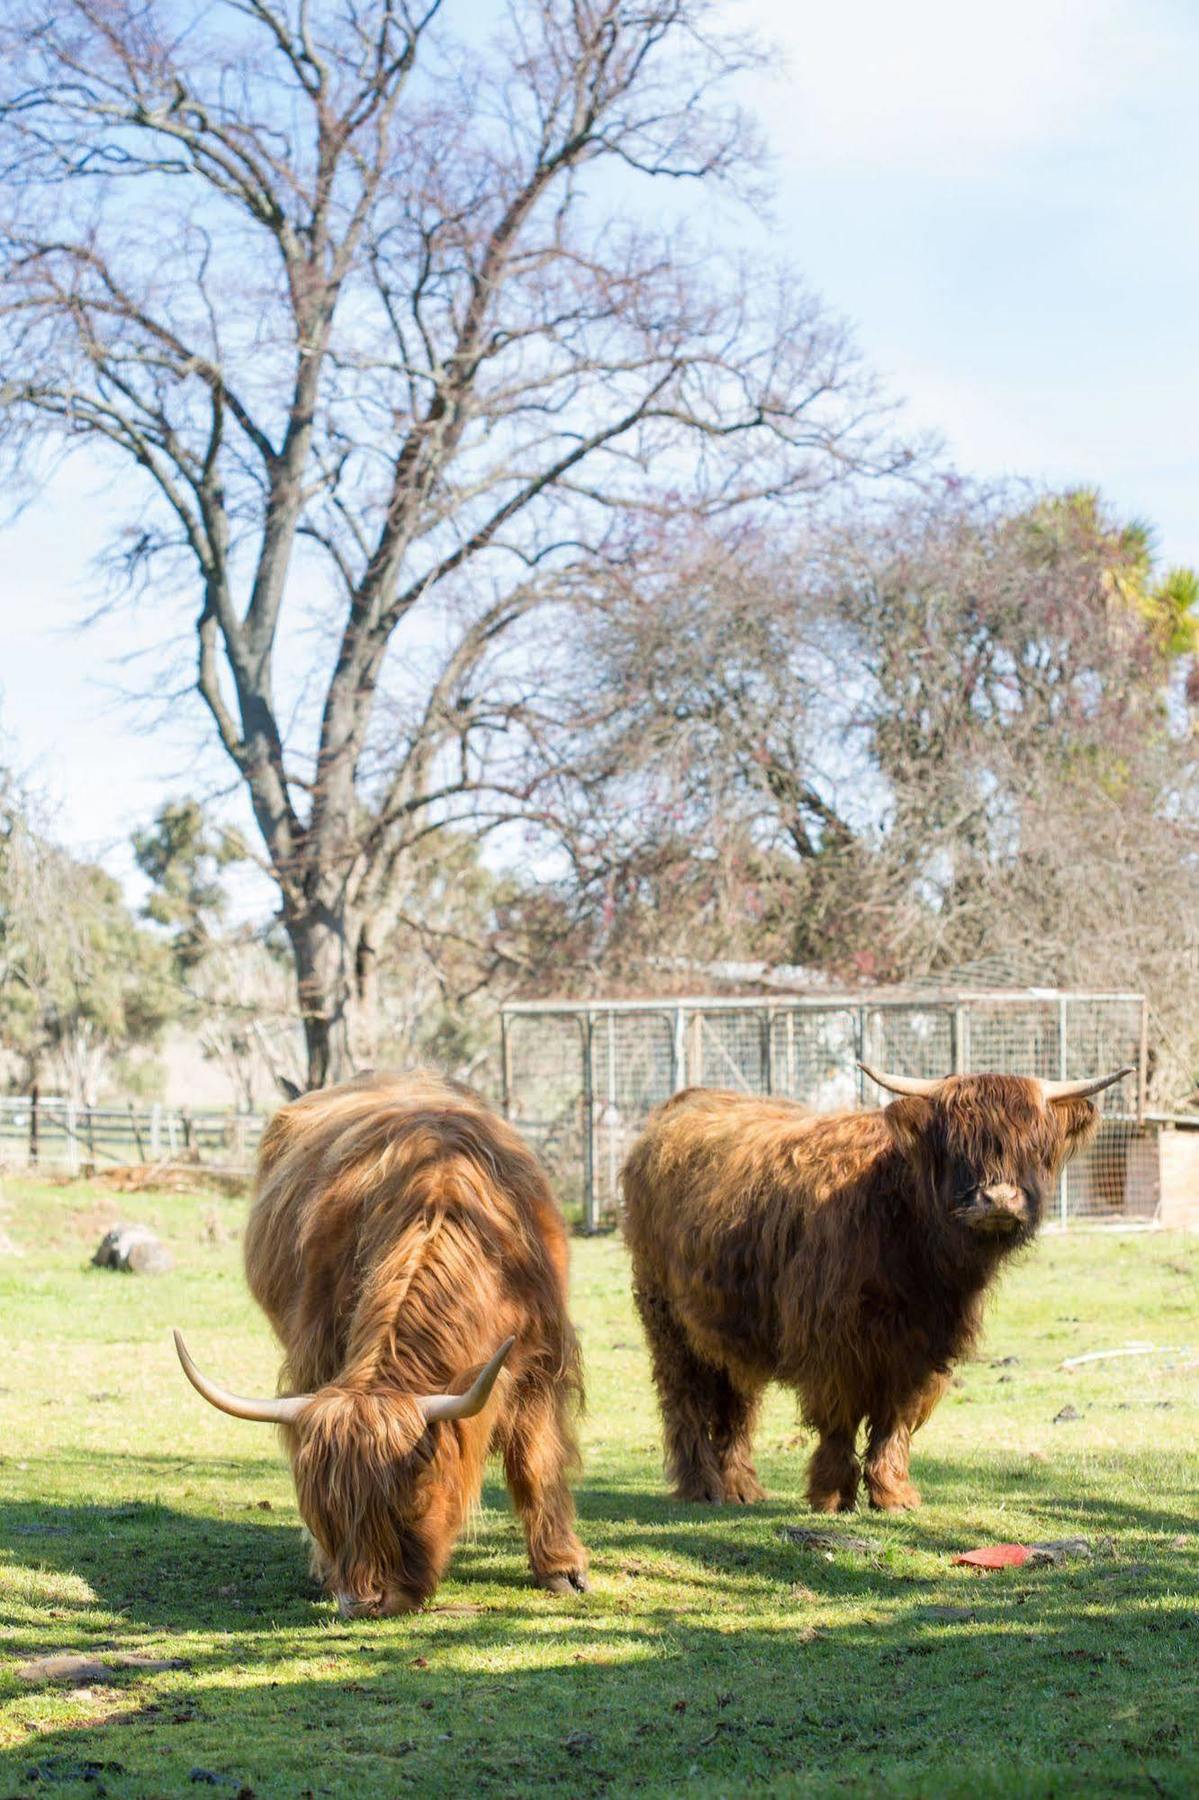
862, 1419, 918, 1510
502, 1388, 589, 1595
711, 1381, 766, 1504
864, 1372, 948, 1511
804, 1395, 861, 1513
633, 1278, 734, 1502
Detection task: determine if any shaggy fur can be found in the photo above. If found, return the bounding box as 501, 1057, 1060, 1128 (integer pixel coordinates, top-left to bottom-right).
621, 1077, 1098, 1513
243, 1070, 587, 1615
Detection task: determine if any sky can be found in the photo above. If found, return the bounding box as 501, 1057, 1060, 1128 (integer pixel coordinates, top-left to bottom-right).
2, 0, 1197, 890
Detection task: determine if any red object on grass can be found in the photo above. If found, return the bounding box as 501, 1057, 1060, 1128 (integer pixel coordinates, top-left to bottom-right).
952, 1544, 1033, 1569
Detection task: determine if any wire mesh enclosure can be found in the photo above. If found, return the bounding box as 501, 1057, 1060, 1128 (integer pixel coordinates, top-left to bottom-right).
500, 988, 1152, 1231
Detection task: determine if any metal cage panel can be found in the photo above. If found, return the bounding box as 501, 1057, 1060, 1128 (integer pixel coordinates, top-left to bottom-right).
501, 989, 1152, 1229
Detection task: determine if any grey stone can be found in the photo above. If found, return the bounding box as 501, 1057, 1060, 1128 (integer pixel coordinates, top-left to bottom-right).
91, 1223, 173, 1275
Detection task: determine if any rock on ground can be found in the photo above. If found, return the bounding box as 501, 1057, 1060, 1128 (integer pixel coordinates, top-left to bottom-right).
91, 1223, 173, 1275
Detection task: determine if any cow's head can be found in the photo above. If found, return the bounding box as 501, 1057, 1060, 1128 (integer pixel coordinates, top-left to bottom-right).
172, 1331, 512, 1617
861, 1063, 1132, 1245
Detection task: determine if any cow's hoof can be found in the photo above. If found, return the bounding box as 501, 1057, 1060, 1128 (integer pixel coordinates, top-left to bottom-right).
673, 1483, 725, 1504
808, 1487, 859, 1514
539, 1569, 589, 1595
722, 1472, 766, 1504
868, 1483, 921, 1511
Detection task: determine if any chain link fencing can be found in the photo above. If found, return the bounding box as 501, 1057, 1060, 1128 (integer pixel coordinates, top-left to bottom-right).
501, 989, 1160, 1231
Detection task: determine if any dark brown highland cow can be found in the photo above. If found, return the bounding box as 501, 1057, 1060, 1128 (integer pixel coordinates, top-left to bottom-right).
175, 1071, 587, 1615
622, 1064, 1129, 1514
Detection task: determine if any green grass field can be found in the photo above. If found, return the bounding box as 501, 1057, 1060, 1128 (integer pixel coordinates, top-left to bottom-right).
0, 1175, 1196, 1799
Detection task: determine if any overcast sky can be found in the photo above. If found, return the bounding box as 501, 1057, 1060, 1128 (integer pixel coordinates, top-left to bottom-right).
3, 0, 1197, 887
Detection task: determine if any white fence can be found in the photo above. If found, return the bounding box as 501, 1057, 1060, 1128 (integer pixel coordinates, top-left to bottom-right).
501, 988, 1152, 1231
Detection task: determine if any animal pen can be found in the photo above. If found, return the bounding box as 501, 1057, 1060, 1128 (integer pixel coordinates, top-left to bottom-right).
499, 987, 1196, 1233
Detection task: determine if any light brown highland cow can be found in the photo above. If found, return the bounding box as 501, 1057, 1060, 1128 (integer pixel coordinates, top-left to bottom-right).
622, 1064, 1128, 1514
175, 1071, 587, 1616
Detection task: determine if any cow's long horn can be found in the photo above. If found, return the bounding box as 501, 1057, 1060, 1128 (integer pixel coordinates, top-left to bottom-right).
173, 1329, 312, 1425
418, 1337, 515, 1425
1039, 1066, 1134, 1102
858, 1063, 942, 1098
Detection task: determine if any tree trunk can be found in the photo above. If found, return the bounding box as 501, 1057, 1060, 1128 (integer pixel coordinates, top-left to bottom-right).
287, 899, 379, 1091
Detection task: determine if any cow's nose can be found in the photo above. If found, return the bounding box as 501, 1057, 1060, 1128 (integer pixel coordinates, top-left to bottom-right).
336, 1587, 422, 1619
980, 1183, 1021, 1211
336, 1591, 379, 1621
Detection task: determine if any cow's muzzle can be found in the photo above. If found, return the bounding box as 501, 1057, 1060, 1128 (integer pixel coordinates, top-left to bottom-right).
336, 1587, 422, 1620
953, 1183, 1027, 1235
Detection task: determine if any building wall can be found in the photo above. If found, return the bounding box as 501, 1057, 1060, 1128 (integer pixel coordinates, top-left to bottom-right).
1157, 1126, 1199, 1229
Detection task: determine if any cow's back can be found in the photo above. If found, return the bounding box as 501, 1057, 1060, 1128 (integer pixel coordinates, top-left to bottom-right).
245, 1071, 572, 1393
621, 1088, 891, 1377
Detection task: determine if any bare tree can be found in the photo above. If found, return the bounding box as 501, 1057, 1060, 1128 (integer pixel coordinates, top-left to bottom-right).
0, 0, 909, 1085
562, 486, 1199, 1093
0, 773, 178, 1101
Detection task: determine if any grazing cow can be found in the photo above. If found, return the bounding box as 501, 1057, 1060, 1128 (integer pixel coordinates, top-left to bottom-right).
175, 1071, 588, 1615
622, 1063, 1129, 1514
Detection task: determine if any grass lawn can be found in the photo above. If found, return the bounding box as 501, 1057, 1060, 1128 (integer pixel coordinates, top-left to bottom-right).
0, 1174, 1196, 1799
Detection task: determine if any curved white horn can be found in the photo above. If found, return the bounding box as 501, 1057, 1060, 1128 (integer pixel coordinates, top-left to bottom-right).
1039, 1066, 1134, 1103
858, 1062, 943, 1099
418, 1337, 515, 1425
174, 1329, 312, 1425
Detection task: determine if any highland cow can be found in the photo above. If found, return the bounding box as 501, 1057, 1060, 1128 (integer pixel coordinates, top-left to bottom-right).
175, 1071, 588, 1615
622, 1063, 1129, 1514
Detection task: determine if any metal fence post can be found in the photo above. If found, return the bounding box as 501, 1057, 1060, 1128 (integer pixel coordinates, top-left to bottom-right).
671, 1007, 686, 1092
29, 1085, 39, 1166
855, 1010, 867, 1104
580, 1013, 596, 1234
500, 1009, 512, 1118
763, 1012, 775, 1095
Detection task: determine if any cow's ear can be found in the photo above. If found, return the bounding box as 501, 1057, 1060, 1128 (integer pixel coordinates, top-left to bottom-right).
883, 1095, 934, 1166
1047, 1096, 1099, 1160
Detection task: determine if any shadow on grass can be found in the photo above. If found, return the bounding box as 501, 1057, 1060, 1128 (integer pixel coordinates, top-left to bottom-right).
0, 1572, 1195, 1799
0, 1446, 1195, 1797
0, 1491, 311, 1636
2, 1444, 1192, 1639
562, 1457, 1199, 1570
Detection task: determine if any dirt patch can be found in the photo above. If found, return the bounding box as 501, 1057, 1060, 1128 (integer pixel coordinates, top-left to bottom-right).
16, 1649, 189, 1686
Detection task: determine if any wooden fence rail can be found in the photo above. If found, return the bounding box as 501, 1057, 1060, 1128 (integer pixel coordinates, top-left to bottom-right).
0, 1095, 266, 1175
